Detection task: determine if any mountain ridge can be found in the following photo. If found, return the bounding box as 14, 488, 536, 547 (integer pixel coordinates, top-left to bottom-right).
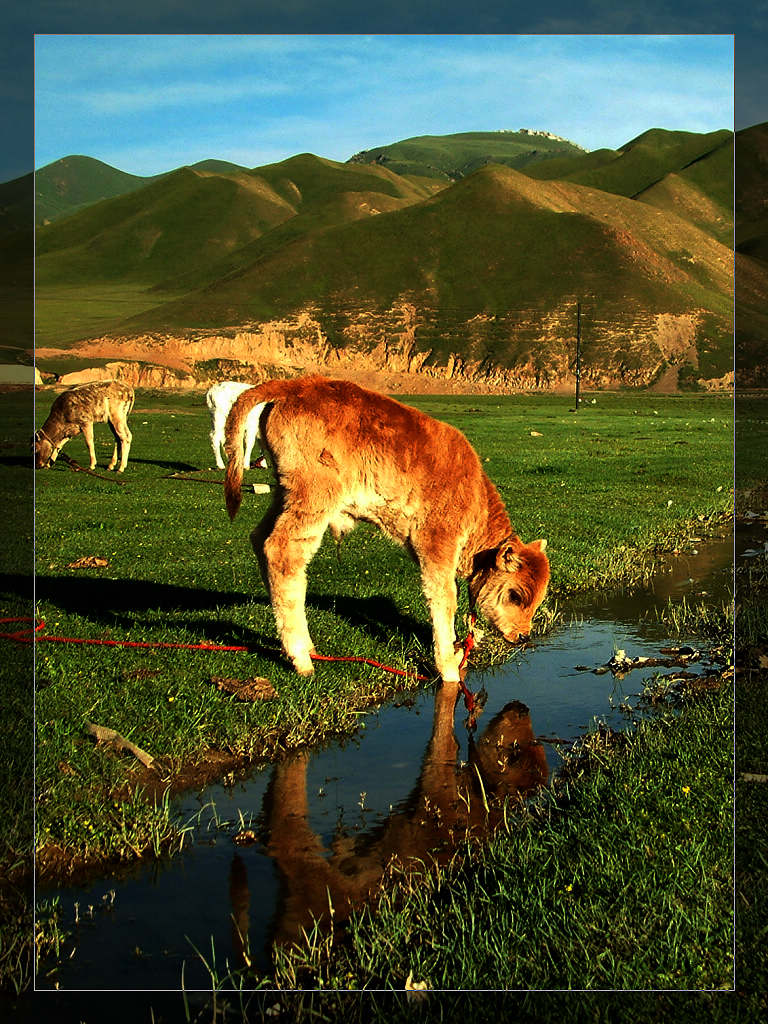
24, 126, 741, 391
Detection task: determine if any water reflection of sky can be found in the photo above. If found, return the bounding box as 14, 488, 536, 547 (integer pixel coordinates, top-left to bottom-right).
41, 530, 735, 990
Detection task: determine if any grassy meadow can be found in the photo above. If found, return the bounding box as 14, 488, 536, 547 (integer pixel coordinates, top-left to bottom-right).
1, 385, 739, 994
28, 389, 731, 853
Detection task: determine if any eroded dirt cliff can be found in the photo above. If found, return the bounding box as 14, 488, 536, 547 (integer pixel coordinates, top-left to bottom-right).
36, 301, 732, 393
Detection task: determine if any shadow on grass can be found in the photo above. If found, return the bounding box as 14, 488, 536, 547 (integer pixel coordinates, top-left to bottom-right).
128, 457, 200, 472
309, 591, 432, 650
2, 572, 430, 657
0, 455, 33, 470
0, 456, 204, 473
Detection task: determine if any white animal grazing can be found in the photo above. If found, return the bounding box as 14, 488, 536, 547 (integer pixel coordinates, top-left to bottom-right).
34, 380, 134, 472
205, 381, 267, 470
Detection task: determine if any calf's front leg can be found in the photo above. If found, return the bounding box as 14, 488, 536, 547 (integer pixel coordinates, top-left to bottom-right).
421, 567, 465, 683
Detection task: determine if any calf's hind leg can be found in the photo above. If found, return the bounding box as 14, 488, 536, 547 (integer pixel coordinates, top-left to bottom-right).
81, 422, 97, 469
107, 415, 132, 472
210, 418, 226, 470
251, 504, 331, 676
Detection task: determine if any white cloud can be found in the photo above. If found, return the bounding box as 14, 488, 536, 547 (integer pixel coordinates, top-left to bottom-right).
82, 77, 293, 115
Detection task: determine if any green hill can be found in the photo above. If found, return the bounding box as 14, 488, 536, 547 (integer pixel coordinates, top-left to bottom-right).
733, 123, 768, 385
524, 128, 732, 198
36, 165, 296, 285
634, 141, 733, 245
736, 122, 768, 260
346, 130, 587, 180
35, 154, 441, 294
34, 155, 251, 224
32, 128, 738, 389
0, 171, 33, 235
35, 156, 156, 224
0, 172, 33, 350
106, 161, 732, 382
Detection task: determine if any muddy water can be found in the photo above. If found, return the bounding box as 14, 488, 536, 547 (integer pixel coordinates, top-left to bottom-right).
40, 530, 736, 990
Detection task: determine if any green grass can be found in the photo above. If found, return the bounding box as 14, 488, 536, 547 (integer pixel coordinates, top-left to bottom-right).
33, 283, 189, 348
271, 684, 733, 990
736, 394, 768, 501
0, 386, 736, 997
734, 514, 768, 1015
24, 389, 732, 876
0, 388, 34, 996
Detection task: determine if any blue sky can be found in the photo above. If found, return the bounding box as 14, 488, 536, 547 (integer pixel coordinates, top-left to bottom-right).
34, 34, 733, 176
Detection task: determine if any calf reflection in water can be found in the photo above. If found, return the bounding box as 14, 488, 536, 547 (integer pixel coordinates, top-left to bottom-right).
229, 688, 548, 961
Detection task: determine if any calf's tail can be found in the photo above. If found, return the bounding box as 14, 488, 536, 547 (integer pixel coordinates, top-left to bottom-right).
223, 375, 323, 520
223, 383, 281, 520
224, 392, 254, 520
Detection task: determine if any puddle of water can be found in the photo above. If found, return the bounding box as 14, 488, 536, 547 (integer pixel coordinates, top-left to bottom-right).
38, 530, 736, 990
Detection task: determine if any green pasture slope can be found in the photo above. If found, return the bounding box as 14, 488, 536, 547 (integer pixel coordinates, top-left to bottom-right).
18, 388, 736, 991
33, 130, 733, 378
346, 129, 585, 180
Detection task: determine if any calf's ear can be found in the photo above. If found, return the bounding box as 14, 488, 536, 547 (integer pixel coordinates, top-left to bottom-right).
496, 540, 523, 573
532, 539, 547, 553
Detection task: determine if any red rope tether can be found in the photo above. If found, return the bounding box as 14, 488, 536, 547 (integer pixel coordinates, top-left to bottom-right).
0, 617, 251, 652
0, 616, 478, 708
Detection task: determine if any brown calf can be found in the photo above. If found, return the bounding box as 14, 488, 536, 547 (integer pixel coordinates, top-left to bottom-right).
35, 380, 135, 472
224, 376, 549, 683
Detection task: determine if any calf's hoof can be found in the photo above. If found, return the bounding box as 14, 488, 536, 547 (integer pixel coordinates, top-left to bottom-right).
289, 650, 316, 676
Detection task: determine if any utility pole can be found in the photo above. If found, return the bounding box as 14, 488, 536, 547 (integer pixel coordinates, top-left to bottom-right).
574, 301, 581, 410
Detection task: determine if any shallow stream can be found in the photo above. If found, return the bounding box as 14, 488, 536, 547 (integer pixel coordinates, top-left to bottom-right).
39, 527, 739, 990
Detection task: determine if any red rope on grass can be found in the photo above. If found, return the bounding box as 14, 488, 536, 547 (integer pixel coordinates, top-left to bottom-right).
0, 617, 251, 652
309, 651, 429, 680
0, 616, 478, 709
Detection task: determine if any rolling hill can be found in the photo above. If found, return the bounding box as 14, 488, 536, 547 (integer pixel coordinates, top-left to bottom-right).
734, 123, 768, 386
521, 128, 733, 245
35, 156, 156, 225
736, 122, 768, 259
347, 129, 587, 180
30, 127, 738, 391
35, 154, 442, 290
523, 128, 731, 197
34, 155, 251, 224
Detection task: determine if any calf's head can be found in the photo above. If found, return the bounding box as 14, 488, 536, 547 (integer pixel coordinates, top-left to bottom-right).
34, 432, 54, 469
469, 538, 550, 642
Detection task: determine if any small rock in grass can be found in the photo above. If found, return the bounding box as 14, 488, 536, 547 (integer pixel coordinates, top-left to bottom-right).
67, 555, 109, 569
212, 675, 277, 701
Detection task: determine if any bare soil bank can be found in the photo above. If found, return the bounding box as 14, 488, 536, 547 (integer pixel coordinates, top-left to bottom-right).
34, 304, 733, 394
